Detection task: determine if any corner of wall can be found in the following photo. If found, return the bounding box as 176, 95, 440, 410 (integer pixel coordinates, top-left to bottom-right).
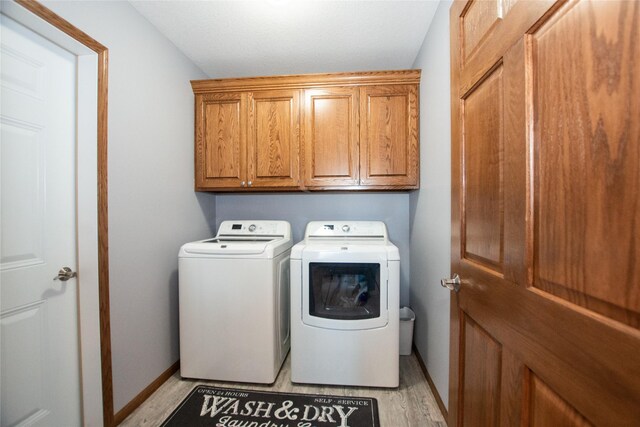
408, 0, 453, 411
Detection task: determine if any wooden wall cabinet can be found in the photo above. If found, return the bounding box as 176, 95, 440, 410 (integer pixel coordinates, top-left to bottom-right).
303, 83, 419, 189
192, 70, 420, 191
194, 89, 300, 190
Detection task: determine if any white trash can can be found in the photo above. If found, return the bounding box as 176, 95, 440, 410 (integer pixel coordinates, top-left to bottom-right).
399, 307, 415, 356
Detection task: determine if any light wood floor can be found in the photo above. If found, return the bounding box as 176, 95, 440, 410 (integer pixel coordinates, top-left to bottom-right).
119, 353, 446, 426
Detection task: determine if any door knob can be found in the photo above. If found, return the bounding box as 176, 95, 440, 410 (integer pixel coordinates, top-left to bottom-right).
441, 274, 461, 293
54, 267, 77, 281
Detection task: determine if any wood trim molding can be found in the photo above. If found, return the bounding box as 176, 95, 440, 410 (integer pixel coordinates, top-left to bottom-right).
114, 361, 180, 425
192, 69, 422, 93
413, 345, 449, 424
13, 1, 114, 426
14, 0, 107, 52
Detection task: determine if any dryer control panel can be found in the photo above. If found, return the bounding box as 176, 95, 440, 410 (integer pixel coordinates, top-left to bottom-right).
305, 221, 388, 240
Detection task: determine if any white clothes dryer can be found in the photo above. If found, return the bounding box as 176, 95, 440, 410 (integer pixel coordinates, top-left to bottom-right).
290, 221, 400, 387
179, 220, 292, 383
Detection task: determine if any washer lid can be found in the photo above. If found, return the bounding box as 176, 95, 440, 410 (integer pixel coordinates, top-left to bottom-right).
180, 220, 292, 257
181, 237, 279, 255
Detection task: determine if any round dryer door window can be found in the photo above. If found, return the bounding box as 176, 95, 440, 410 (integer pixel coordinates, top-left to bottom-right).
302, 259, 389, 330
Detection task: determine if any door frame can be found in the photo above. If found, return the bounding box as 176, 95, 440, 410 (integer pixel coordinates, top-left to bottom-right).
1, 1, 113, 425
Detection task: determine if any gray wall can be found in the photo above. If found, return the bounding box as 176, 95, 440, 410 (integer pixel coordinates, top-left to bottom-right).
43, 1, 217, 413
215, 193, 411, 306
409, 0, 453, 409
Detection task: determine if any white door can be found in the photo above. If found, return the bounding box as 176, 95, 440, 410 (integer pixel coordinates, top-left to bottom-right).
1, 14, 82, 427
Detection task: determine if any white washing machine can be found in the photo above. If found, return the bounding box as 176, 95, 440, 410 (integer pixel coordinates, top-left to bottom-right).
290, 221, 400, 387
179, 220, 292, 383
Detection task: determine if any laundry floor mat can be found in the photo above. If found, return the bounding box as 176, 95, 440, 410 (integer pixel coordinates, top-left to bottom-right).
160, 385, 380, 427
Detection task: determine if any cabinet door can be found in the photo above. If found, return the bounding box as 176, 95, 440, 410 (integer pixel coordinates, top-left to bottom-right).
247, 90, 300, 188
303, 87, 359, 188
359, 85, 419, 188
195, 92, 247, 189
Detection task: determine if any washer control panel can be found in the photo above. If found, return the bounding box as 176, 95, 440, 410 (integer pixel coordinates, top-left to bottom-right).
218, 220, 291, 237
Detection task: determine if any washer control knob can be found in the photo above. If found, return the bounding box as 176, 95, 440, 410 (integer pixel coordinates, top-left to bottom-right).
342, 225, 350, 233
248, 224, 257, 232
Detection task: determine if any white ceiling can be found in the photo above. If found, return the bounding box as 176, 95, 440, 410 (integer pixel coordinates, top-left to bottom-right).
130, 0, 440, 78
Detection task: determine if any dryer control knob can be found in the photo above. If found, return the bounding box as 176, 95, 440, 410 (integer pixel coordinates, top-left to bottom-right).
342, 225, 350, 233
248, 224, 257, 232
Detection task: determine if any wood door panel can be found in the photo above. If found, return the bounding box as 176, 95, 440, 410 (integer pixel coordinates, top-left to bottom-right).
303, 88, 359, 187
204, 98, 242, 178
462, 65, 504, 273
501, 0, 520, 17
458, 0, 556, 97
460, 0, 526, 54
248, 90, 299, 187
367, 94, 407, 175
461, 0, 502, 61
312, 97, 351, 176
461, 315, 502, 427
196, 92, 246, 188
529, 374, 593, 427
360, 85, 419, 187
498, 348, 525, 426
532, 0, 640, 328
252, 95, 292, 177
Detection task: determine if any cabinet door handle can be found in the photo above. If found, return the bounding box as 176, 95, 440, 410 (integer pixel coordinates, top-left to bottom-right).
241, 181, 246, 187
248, 181, 252, 187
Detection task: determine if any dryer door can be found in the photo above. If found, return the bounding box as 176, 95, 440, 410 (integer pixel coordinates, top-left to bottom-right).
302, 249, 389, 330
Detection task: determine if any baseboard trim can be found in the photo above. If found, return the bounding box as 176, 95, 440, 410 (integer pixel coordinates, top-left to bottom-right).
114, 360, 180, 425
413, 345, 448, 423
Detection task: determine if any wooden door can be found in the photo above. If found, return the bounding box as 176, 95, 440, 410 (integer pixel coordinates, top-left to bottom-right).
449, 1, 640, 426
247, 90, 300, 188
359, 85, 419, 188
195, 92, 246, 189
302, 87, 359, 188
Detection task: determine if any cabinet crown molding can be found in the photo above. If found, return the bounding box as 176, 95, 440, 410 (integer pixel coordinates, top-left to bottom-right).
192, 69, 421, 93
